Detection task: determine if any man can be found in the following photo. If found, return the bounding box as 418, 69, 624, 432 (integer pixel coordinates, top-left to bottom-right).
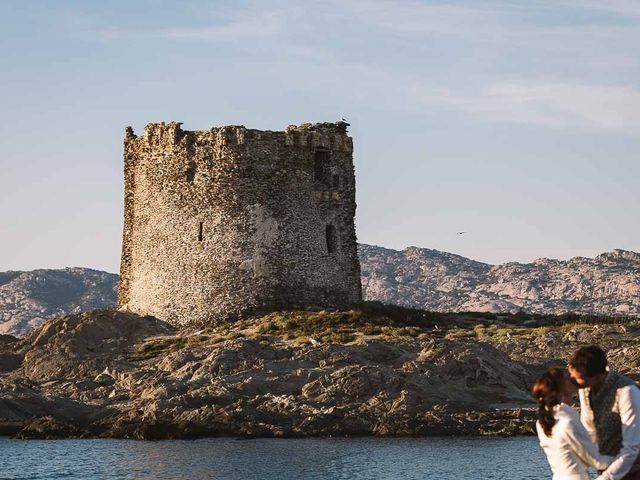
568, 345, 640, 480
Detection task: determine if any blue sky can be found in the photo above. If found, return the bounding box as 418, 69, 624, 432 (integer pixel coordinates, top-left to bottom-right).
1, 0, 639, 273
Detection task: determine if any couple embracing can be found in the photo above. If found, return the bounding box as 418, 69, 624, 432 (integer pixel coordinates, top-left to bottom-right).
534, 345, 640, 480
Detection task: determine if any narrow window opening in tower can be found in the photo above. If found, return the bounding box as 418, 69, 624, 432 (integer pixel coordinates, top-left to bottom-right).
326, 224, 337, 254
332, 174, 340, 189
198, 222, 203, 242
314, 150, 329, 183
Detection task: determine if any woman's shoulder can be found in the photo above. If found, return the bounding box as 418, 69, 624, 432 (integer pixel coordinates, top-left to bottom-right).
553, 404, 582, 432
537, 404, 576, 439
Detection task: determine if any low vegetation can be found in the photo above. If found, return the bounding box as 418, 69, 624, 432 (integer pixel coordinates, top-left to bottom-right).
126, 302, 639, 361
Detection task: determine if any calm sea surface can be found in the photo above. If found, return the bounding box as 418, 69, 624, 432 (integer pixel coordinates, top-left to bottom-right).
0, 436, 560, 480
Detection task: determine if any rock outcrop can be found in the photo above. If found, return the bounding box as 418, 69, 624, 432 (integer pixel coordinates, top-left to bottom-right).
1, 307, 638, 439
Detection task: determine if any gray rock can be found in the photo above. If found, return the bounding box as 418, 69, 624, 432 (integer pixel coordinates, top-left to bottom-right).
0, 310, 546, 439
0, 268, 117, 337
360, 245, 640, 316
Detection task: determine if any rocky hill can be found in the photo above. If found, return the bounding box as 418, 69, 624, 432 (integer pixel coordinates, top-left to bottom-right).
360, 245, 640, 317
0, 268, 118, 337
1, 246, 638, 337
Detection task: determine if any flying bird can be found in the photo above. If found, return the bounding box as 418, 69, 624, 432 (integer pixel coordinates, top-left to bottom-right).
456, 231, 467, 235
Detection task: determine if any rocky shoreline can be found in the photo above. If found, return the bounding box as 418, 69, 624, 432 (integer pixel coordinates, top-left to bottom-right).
1, 306, 638, 440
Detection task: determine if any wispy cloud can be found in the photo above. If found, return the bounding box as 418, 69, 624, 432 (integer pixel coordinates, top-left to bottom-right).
159, 11, 284, 41
336, 0, 515, 37
339, 0, 639, 47
419, 82, 640, 135
93, 0, 640, 136
569, 0, 640, 17
102, 10, 285, 42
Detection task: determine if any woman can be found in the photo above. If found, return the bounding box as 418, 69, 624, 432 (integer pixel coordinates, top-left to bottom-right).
533, 367, 614, 480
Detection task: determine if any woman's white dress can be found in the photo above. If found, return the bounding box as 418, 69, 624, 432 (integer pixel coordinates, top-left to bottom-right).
537, 403, 614, 480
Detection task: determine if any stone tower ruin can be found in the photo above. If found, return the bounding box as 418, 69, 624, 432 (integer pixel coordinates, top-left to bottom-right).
118, 121, 362, 327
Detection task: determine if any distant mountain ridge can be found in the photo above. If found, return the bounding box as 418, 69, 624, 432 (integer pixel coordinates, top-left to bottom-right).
1, 246, 639, 336
0, 268, 118, 337
359, 245, 640, 316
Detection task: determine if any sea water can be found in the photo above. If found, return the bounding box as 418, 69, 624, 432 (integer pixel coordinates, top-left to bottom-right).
0, 436, 562, 479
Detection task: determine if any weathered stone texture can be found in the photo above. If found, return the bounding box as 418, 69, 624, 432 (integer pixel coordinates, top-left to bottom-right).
118, 121, 362, 327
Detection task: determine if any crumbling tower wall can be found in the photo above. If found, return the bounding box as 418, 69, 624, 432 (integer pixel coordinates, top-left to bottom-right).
118, 121, 362, 327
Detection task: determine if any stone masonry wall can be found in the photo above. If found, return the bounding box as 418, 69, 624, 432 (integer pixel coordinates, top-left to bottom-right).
118, 121, 362, 327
